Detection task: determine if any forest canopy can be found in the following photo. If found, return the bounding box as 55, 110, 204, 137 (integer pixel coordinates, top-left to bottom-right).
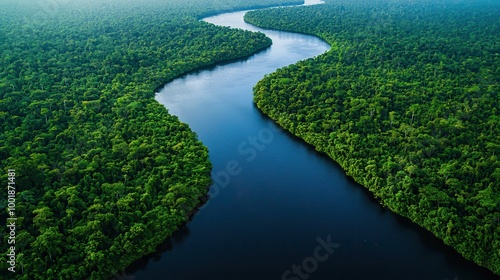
245, 0, 500, 276
0, 0, 302, 279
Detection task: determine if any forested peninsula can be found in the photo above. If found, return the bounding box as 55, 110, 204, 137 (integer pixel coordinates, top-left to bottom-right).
245, 0, 500, 276
0, 0, 302, 279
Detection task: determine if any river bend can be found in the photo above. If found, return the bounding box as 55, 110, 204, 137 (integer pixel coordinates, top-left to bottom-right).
130, 1, 496, 279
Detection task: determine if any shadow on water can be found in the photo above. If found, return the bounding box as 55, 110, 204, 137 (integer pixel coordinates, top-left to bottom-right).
121, 223, 192, 275
252, 103, 498, 280
252, 104, 383, 203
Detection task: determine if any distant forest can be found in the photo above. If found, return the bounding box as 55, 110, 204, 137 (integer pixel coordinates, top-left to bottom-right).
0, 0, 301, 279
245, 0, 500, 276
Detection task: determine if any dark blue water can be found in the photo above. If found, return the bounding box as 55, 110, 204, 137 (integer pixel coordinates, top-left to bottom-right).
129, 2, 498, 280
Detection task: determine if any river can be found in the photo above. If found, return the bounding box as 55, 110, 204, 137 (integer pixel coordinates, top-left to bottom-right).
129, 1, 497, 279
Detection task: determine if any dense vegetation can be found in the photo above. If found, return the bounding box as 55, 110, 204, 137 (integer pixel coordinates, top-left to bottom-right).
0, 0, 302, 279
245, 0, 500, 276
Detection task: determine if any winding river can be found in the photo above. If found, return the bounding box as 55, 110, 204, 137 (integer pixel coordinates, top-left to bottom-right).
130, 1, 496, 279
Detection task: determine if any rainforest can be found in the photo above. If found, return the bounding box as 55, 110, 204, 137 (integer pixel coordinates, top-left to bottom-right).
0, 0, 499, 279
0, 0, 302, 279
246, 0, 500, 276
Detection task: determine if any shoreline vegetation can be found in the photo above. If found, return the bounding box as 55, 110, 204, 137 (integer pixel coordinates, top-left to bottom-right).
245, 0, 500, 276
0, 0, 302, 279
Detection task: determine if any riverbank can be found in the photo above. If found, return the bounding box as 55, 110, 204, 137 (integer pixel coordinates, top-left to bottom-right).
246, 1, 500, 277
132, 2, 496, 280
0, 1, 306, 279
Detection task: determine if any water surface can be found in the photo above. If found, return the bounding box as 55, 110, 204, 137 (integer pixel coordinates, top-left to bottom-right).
130, 1, 497, 279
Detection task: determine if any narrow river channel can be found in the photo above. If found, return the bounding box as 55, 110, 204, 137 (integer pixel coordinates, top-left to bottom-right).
130, 1, 497, 279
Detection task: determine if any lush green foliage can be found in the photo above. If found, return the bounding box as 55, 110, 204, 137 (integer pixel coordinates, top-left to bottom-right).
246, 0, 500, 275
0, 0, 302, 279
